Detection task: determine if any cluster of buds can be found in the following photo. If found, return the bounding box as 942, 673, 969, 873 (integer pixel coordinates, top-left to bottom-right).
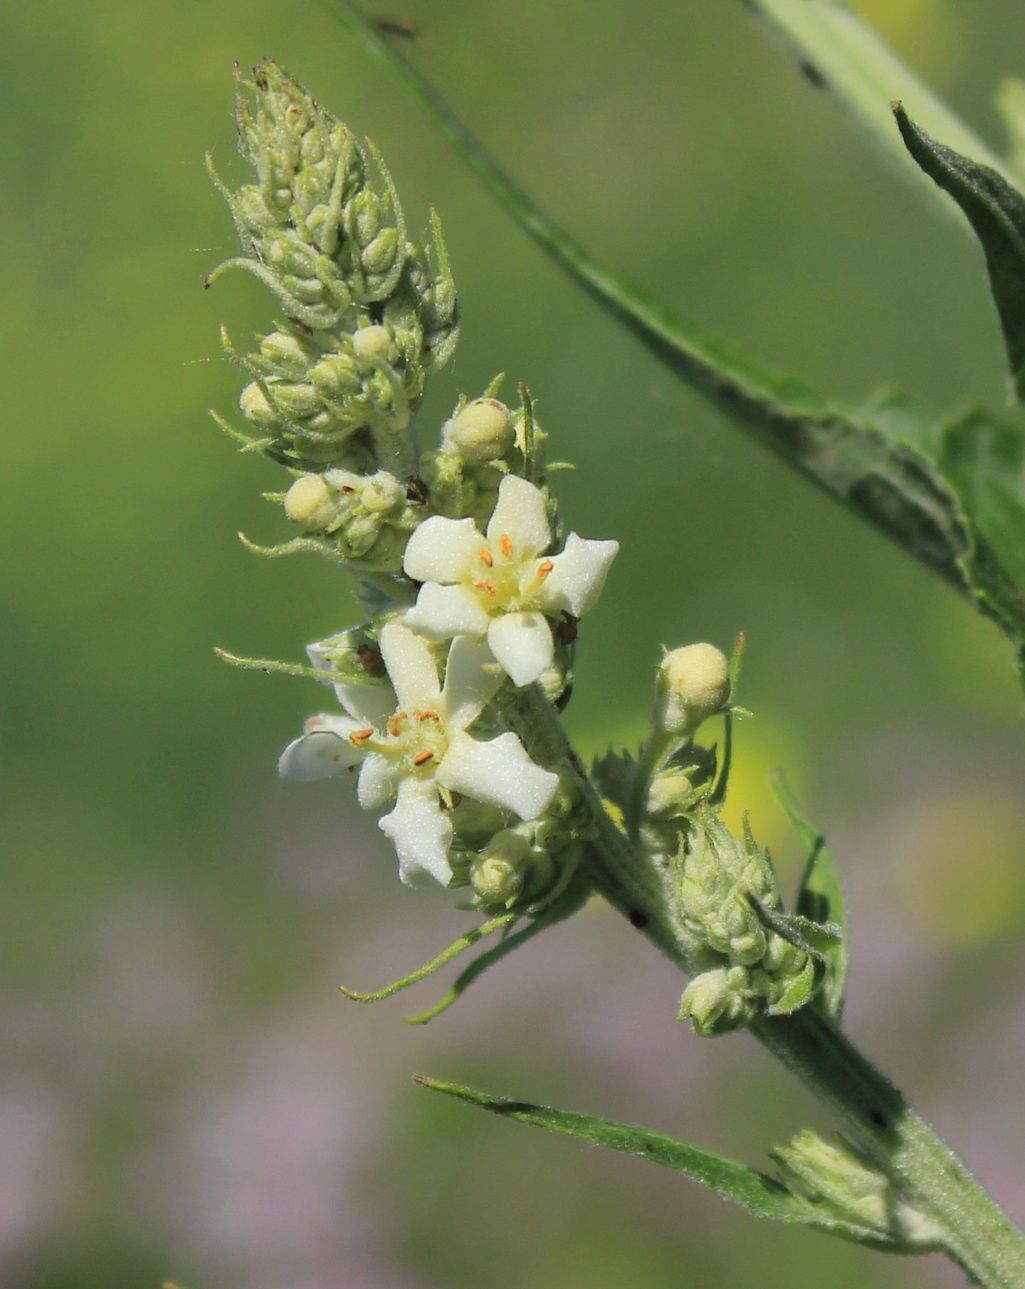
282, 467, 422, 571
208, 60, 457, 477
675, 812, 813, 1035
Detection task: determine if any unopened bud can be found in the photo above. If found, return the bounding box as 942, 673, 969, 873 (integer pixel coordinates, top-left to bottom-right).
443, 399, 515, 465
239, 381, 277, 428
352, 325, 392, 360
657, 643, 730, 735
361, 473, 403, 513
284, 474, 337, 530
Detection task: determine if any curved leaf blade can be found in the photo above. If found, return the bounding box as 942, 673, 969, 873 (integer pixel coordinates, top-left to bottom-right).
894, 103, 1025, 402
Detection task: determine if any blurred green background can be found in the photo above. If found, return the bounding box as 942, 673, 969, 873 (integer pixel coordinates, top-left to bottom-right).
4, 0, 1025, 1285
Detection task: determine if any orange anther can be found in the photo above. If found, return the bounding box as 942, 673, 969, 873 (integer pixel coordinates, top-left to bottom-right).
412, 749, 434, 766
474, 579, 498, 596
349, 727, 375, 745
415, 709, 440, 721
479, 548, 494, 567
537, 558, 555, 578
499, 534, 514, 558
387, 713, 407, 737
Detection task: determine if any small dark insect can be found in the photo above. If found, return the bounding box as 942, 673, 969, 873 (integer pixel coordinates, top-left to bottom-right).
405, 477, 430, 505
799, 60, 827, 90
629, 909, 649, 929
357, 643, 387, 678
554, 612, 578, 646
373, 15, 420, 39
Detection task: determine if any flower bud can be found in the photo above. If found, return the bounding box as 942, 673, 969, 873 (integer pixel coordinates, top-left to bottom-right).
284, 474, 338, 530
361, 473, 403, 513
471, 856, 524, 906
443, 399, 515, 464
239, 382, 277, 428
352, 325, 392, 361
259, 330, 310, 377
657, 643, 730, 736
470, 828, 532, 906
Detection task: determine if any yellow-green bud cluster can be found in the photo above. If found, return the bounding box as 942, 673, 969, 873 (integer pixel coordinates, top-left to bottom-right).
283, 467, 424, 571
675, 812, 810, 1035
210, 61, 458, 474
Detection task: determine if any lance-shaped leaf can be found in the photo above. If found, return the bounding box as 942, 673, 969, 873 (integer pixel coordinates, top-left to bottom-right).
322, 0, 1025, 689
894, 104, 1025, 403
414, 1077, 933, 1253
771, 771, 847, 1020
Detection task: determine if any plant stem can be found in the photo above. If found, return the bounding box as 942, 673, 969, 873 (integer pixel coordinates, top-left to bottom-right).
502, 681, 1025, 1287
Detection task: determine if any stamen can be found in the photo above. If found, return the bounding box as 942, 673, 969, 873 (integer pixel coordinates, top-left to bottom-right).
349, 727, 375, 745
499, 534, 514, 558
479, 548, 494, 567
537, 558, 555, 578
414, 709, 440, 721
387, 713, 407, 737
413, 749, 434, 766
474, 579, 498, 596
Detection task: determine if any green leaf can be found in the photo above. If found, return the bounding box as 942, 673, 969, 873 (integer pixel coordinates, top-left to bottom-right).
770, 771, 848, 1020
323, 0, 1025, 688
894, 103, 1025, 403
414, 1076, 918, 1251
737, 0, 1012, 230
936, 411, 1025, 591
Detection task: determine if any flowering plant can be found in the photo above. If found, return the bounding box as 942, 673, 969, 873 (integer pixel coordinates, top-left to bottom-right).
207, 6, 1025, 1282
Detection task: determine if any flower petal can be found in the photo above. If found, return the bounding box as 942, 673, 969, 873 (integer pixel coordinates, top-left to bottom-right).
379, 622, 442, 711
278, 718, 364, 781
305, 634, 396, 726
333, 681, 395, 728
357, 752, 400, 811
487, 611, 554, 687
402, 516, 481, 584
379, 776, 453, 887
541, 533, 619, 618
485, 475, 551, 557
405, 582, 491, 640
440, 635, 504, 731
437, 731, 558, 820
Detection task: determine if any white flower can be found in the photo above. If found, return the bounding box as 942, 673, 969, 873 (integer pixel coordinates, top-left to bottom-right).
279, 623, 559, 887
402, 474, 618, 686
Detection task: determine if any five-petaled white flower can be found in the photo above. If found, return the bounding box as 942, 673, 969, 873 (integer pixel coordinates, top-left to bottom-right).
279, 622, 559, 887
402, 474, 618, 686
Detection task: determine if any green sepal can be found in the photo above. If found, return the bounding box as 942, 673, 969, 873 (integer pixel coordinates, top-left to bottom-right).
894, 103, 1025, 403
771, 773, 848, 1019
413, 1077, 929, 1253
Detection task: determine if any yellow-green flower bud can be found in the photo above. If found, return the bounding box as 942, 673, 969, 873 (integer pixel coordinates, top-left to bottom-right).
443, 398, 515, 464
657, 643, 730, 736
284, 474, 338, 530
240, 382, 276, 428
352, 325, 392, 361
471, 855, 524, 906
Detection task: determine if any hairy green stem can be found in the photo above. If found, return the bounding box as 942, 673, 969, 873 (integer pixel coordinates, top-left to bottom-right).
503, 682, 1025, 1287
